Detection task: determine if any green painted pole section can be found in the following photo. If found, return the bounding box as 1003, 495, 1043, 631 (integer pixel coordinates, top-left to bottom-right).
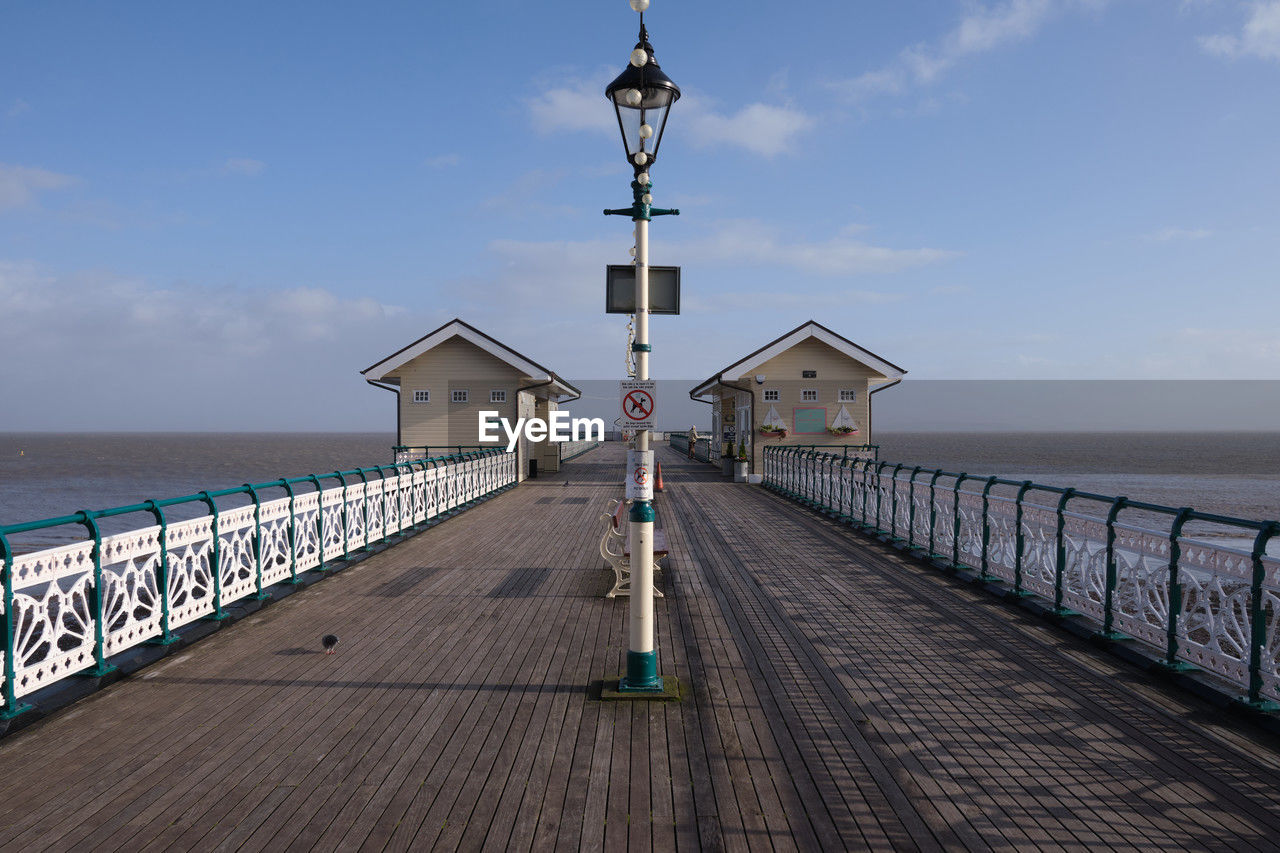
77, 511, 117, 677
980, 477, 998, 580
1053, 489, 1076, 615
244, 485, 270, 602
1245, 524, 1279, 707
1162, 508, 1195, 671
1100, 497, 1128, 639
928, 472, 943, 558
144, 500, 179, 645
199, 491, 229, 621
1013, 482, 1033, 595
953, 474, 967, 569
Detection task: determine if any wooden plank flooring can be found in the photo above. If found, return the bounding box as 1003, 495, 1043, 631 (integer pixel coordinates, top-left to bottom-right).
3, 442, 1280, 850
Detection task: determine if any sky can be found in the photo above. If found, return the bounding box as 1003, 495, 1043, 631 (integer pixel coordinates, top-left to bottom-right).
2, 0, 1278, 431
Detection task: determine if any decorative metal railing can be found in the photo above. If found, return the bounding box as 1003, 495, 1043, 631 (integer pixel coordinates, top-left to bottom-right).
559, 440, 602, 461
0, 449, 516, 717
762, 446, 1280, 709
669, 434, 713, 461
393, 445, 494, 463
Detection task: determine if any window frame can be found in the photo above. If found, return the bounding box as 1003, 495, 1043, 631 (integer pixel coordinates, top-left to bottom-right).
489, 389, 507, 404
801, 389, 819, 402
412, 389, 430, 404
451, 389, 470, 404
838, 389, 857, 403
762, 389, 780, 402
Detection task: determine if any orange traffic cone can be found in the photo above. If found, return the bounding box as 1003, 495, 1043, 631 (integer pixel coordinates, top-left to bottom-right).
655, 461, 665, 493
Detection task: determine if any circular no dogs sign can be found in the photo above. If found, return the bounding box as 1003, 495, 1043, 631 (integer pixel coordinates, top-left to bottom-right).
619, 380, 657, 430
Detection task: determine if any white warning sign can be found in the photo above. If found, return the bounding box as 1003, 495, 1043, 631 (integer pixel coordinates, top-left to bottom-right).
620, 380, 656, 431
626, 449, 654, 501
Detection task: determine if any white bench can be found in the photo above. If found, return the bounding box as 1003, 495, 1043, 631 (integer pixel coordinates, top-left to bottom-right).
599, 498, 668, 598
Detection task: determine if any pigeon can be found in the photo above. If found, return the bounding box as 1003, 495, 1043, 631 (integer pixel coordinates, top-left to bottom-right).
322, 634, 339, 655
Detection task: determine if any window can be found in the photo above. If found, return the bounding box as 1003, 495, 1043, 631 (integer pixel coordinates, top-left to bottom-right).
412, 390, 430, 403
451, 390, 469, 404
763, 389, 780, 402
839, 389, 857, 402
490, 389, 507, 403
801, 389, 818, 402
802, 370, 817, 379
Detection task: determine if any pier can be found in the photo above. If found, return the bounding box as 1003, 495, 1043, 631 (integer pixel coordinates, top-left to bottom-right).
3, 442, 1280, 850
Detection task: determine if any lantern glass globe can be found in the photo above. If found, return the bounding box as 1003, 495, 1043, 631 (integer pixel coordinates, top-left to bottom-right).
629, 48, 647, 68
637, 172, 650, 185
639, 123, 653, 139
633, 152, 649, 166
629, 0, 650, 11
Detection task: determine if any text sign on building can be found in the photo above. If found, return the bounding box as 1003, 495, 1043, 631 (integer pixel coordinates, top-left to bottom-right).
620, 380, 657, 430
626, 449, 654, 501
605, 265, 681, 315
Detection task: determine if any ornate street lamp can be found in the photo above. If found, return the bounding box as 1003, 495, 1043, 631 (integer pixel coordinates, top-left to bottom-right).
603, 0, 680, 696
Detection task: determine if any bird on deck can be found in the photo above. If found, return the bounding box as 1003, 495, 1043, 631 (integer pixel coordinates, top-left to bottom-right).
322, 634, 339, 655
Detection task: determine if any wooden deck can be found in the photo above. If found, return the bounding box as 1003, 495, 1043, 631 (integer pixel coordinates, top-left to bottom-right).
4, 442, 1280, 851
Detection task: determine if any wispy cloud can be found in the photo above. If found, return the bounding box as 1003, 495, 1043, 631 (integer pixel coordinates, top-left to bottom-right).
683, 100, 815, 157
678, 220, 960, 276
221, 157, 266, 177
1143, 226, 1212, 242
0, 163, 77, 211
0, 260, 417, 429
1201, 1, 1280, 61
527, 73, 616, 136
830, 0, 1105, 102
6, 99, 29, 119
424, 153, 461, 168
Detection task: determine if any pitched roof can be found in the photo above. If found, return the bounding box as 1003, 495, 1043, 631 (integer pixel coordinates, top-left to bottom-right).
361, 318, 579, 398
691, 320, 906, 397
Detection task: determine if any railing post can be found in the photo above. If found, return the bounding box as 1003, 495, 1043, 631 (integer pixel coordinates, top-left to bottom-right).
143, 501, 179, 645
860, 458, 872, 529
952, 474, 967, 569
928, 471, 943, 558
355, 468, 373, 549
1243, 523, 1280, 709
333, 472, 350, 561
907, 466, 922, 549
1013, 482, 1033, 596
839, 458, 853, 522
1098, 496, 1129, 640
1158, 508, 1196, 672
76, 511, 117, 677
243, 485, 270, 602
308, 475, 327, 569
875, 462, 889, 533
1053, 488, 1077, 616
280, 479, 301, 585
199, 491, 229, 620
980, 476, 998, 581
889, 463, 904, 541
0, 531, 33, 718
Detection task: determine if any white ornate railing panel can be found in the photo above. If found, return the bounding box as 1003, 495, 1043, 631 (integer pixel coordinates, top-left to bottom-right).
293, 492, 322, 574
1019, 504, 1060, 601
166, 516, 216, 628
8, 540, 97, 700
1109, 523, 1174, 648
100, 525, 163, 656
892, 479, 911, 540
956, 491, 986, 570
217, 505, 259, 604
320, 490, 346, 563
258, 497, 294, 588
985, 495, 1019, 584
1059, 513, 1109, 622
1175, 536, 1254, 690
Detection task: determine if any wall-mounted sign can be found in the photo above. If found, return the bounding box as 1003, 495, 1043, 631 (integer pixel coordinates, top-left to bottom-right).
605, 265, 681, 314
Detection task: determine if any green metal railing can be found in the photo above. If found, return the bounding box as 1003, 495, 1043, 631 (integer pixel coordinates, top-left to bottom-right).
762, 445, 1280, 710
0, 449, 517, 719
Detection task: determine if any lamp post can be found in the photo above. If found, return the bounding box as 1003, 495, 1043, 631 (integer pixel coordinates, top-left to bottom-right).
604, 0, 679, 694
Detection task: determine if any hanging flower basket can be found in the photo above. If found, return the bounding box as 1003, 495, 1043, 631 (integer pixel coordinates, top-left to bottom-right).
760, 427, 787, 439
828, 426, 857, 436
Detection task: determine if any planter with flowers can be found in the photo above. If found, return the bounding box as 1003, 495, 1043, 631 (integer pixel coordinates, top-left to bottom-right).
760, 425, 787, 439
828, 426, 857, 437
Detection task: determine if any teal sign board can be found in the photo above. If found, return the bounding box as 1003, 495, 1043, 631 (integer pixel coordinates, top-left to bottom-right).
793, 407, 827, 434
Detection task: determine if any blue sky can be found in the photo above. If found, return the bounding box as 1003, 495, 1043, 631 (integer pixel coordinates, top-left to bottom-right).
2, 0, 1278, 430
